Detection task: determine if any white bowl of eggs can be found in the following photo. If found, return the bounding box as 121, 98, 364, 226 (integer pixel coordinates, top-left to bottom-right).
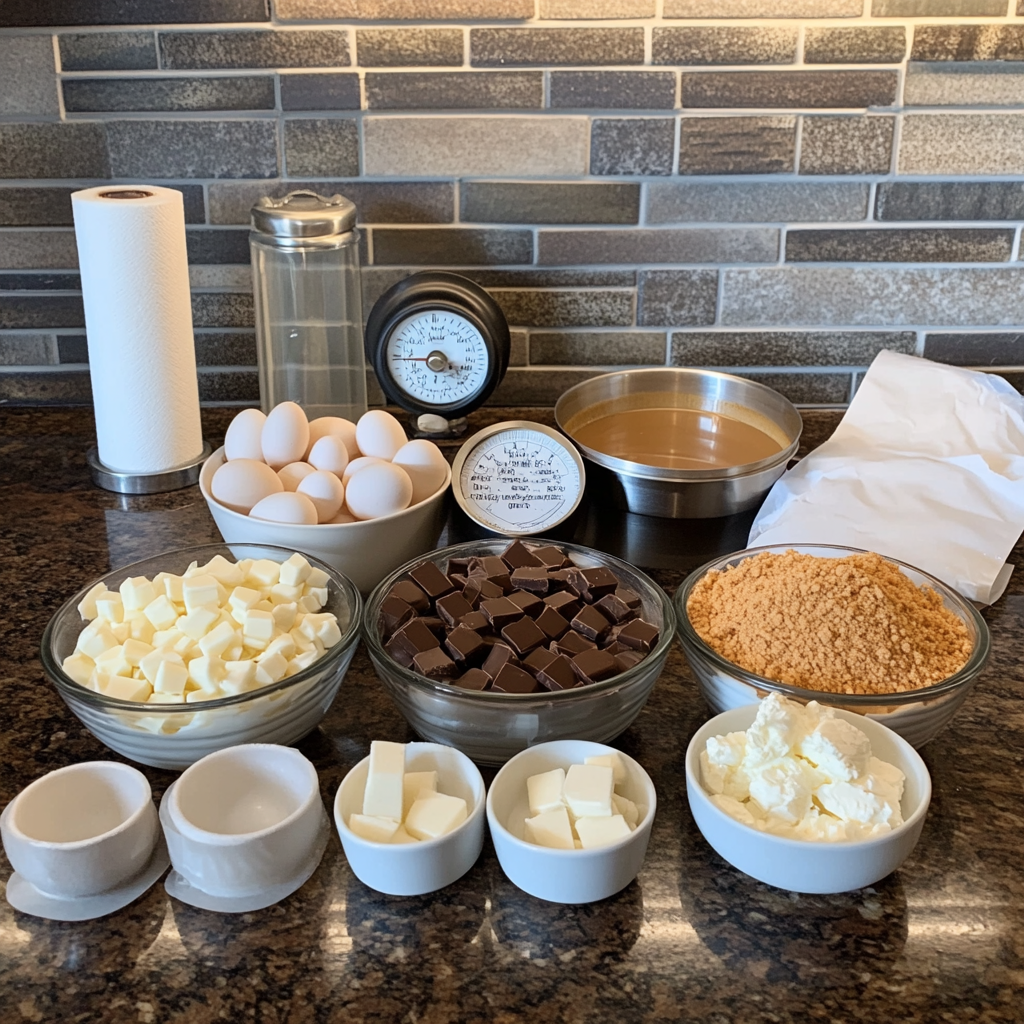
200, 403, 451, 594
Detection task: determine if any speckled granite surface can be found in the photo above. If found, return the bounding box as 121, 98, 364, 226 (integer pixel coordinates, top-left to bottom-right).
1, 407, 1022, 1024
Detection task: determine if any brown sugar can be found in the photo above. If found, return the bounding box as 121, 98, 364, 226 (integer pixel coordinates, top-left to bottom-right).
685, 550, 973, 694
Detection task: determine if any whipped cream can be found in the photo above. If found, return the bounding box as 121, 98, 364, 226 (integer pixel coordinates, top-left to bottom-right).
700, 693, 905, 842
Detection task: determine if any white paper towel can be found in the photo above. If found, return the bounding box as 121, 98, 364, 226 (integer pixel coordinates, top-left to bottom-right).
71, 185, 203, 475
749, 350, 1024, 604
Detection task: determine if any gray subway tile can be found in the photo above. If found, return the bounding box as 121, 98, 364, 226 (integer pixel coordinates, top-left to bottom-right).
284, 119, 358, 177
884, 1, 1008, 18
0, 334, 57, 366
679, 117, 796, 175
787, 228, 1014, 263
1, 0, 268, 26
670, 330, 915, 366
275, 0, 532, 16
366, 72, 542, 110
186, 229, 251, 264
195, 332, 258, 366
721, 266, 1024, 326
280, 73, 361, 111
372, 228, 533, 266
539, 228, 778, 266
210, 179, 453, 225
800, 116, 893, 175
490, 290, 634, 328
489, 368, 607, 405
59, 32, 157, 71
0, 230, 79, 270
912, 26, 1024, 61
58, 335, 88, 363
682, 71, 898, 109
0, 272, 80, 289
804, 27, 906, 64
923, 332, 1024, 366
63, 76, 275, 113
107, 120, 277, 179
637, 269, 718, 327
0, 369, 92, 405
461, 182, 639, 225
899, 114, 1024, 176
530, 331, 665, 365
591, 119, 675, 177
189, 266, 251, 288
0, 123, 109, 180
160, 30, 348, 70
471, 28, 645, 67
192, 293, 254, 328
549, 72, 676, 110
0, 188, 79, 226
509, 329, 527, 366
738, 371, 852, 405
0, 295, 84, 329
0, 36, 58, 116
653, 27, 797, 66
456, 269, 636, 287
905, 63, 1024, 107
539, 0, 655, 15
664, 0, 861, 14
875, 181, 1024, 221
647, 182, 868, 224
356, 28, 462, 67
199, 369, 260, 404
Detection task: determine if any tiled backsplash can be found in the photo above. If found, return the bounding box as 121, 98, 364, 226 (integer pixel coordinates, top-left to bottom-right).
2, 0, 1023, 408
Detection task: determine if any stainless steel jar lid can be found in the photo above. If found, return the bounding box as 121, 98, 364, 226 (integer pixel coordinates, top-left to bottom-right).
250, 189, 357, 238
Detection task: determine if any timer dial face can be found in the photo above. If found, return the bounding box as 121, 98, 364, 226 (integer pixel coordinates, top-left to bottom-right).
385, 310, 490, 407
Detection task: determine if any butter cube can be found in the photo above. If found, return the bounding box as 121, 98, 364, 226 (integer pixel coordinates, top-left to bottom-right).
527, 768, 566, 816
254, 651, 288, 685
405, 792, 468, 841
127, 613, 155, 644
402, 770, 439, 817
299, 594, 322, 614
270, 582, 303, 605
111, 621, 131, 644
161, 573, 185, 604
574, 814, 631, 850
120, 576, 157, 613
77, 582, 109, 620
122, 638, 154, 667
290, 650, 319, 674
144, 594, 179, 631
247, 559, 281, 587
182, 574, 220, 613
186, 690, 217, 703
222, 660, 258, 695
152, 628, 182, 650
200, 554, 245, 587
148, 692, 185, 704
348, 814, 401, 843
61, 652, 94, 686
154, 658, 188, 696
612, 793, 639, 828
243, 609, 276, 644
172, 634, 197, 659
279, 552, 312, 587
228, 585, 261, 615
77, 619, 120, 659
523, 806, 575, 850
189, 655, 227, 693
390, 826, 418, 845
199, 620, 240, 659
182, 560, 201, 577
95, 644, 132, 678
585, 753, 627, 788
362, 740, 405, 820
95, 593, 124, 624
272, 602, 298, 632
564, 763, 614, 819
178, 606, 220, 641
139, 648, 183, 685
102, 674, 152, 703
300, 612, 342, 647
262, 634, 296, 662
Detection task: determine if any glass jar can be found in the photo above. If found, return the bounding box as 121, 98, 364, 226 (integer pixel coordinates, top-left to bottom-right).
249, 190, 367, 421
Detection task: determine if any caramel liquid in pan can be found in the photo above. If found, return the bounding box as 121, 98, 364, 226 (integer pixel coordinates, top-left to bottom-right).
573, 407, 783, 471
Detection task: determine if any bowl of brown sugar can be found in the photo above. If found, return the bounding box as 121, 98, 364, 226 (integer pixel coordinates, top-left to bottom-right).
674, 544, 991, 748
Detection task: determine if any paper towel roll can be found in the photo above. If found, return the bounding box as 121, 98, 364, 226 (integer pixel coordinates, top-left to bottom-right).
71, 185, 203, 475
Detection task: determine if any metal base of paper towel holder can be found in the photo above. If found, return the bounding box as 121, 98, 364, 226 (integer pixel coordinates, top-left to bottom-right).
87, 442, 213, 495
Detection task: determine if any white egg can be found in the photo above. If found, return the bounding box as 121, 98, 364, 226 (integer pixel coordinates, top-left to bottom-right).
261, 402, 310, 469
296, 470, 346, 523
325, 510, 357, 524
355, 409, 407, 461
211, 459, 283, 514
278, 461, 316, 492
344, 462, 413, 521
248, 491, 318, 525
391, 439, 449, 505
224, 408, 267, 462
341, 455, 386, 485
308, 434, 350, 476
306, 416, 359, 461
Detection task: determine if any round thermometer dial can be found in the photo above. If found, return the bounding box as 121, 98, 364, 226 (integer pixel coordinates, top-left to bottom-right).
452, 422, 586, 537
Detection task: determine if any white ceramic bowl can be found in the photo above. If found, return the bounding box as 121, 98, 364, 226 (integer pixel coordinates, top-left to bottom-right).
334, 742, 486, 897
685, 705, 932, 894
200, 446, 451, 594
486, 739, 657, 904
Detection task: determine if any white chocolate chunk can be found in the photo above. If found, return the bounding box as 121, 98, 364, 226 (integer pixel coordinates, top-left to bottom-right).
348, 814, 401, 843
154, 658, 188, 696
77, 582, 109, 620
574, 814, 632, 849
362, 740, 405, 820
585, 753, 627, 787
527, 768, 566, 816
563, 763, 614, 819
279, 552, 312, 587
402, 770, 439, 818
143, 594, 178, 631
524, 806, 575, 850
405, 792, 468, 841
119, 576, 157, 613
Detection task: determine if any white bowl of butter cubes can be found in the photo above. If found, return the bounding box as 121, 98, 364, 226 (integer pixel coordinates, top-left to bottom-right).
486, 740, 657, 904
334, 740, 486, 896
41, 543, 362, 770
685, 693, 932, 894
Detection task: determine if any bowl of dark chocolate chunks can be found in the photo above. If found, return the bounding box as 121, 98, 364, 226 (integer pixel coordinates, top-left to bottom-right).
362, 539, 676, 765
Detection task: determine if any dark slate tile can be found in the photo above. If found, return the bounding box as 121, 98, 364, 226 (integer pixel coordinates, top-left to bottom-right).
0, 124, 109, 179
682, 71, 898, 108
0, 334, 56, 366
356, 28, 463, 67
461, 182, 639, 225
0, 185, 205, 225
59, 32, 157, 71
787, 228, 1014, 263
457, 269, 636, 287
591, 119, 675, 176
509, 329, 527, 366
799, 116, 893, 175
106, 120, 277, 179
160, 30, 348, 70
63, 76, 275, 113
647, 181, 868, 224
652, 27, 797, 65
804, 27, 906, 64
0, 295, 84, 329
58, 335, 89, 363
0, 273, 80, 290
911, 25, 1024, 62
490, 290, 634, 328
679, 116, 795, 175
0, 230, 79, 271
471, 28, 645, 67
194, 332, 258, 366
186, 229, 251, 264
875, 181, 1024, 221
539, 228, 777, 265
530, 331, 665, 365
199, 369, 260, 403
666, 0, 863, 10
0, 369, 92, 405
372, 229, 533, 266
489, 368, 606, 405
281, 73, 361, 111
1, 0, 268, 27
924, 332, 1024, 366
549, 71, 676, 110
739, 371, 851, 404
671, 330, 916, 366
277, 0, 533, 15
284, 119, 359, 178
191, 293, 254, 328
637, 269, 718, 327
875, 0, 1005, 15
366, 72, 542, 110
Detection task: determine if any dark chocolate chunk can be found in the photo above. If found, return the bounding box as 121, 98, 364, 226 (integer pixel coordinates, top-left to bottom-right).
510, 566, 550, 593
453, 668, 491, 691
413, 646, 459, 679
408, 561, 455, 600
553, 629, 597, 656
458, 609, 490, 632
445, 625, 486, 666
605, 640, 629, 655
537, 653, 578, 691
508, 589, 543, 617
544, 590, 581, 619
546, 568, 574, 591
391, 617, 440, 658
571, 604, 612, 642
580, 566, 619, 600
594, 592, 635, 624
614, 650, 645, 672
468, 555, 507, 577
500, 615, 546, 656
436, 591, 473, 628
420, 615, 447, 638
491, 663, 540, 694
449, 573, 469, 589
380, 596, 415, 637
617, 619, 659, 652
501, 539, 543, 569
528, 544, 570, 568
447, 557, 473, 577
535, 605, 570, 640
571, 647, 619, 684
523, 646, 558, 677
385, 635, 415, 668
481, 642, 518, 679
481, 596, 525, 631
387, 579, 430, 614
615, 586, 641, 609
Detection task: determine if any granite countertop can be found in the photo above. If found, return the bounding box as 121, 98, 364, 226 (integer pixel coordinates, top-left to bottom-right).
1, 406, 1022, 1024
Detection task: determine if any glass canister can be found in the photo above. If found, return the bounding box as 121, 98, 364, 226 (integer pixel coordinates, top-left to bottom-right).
249, 189, 367, 421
